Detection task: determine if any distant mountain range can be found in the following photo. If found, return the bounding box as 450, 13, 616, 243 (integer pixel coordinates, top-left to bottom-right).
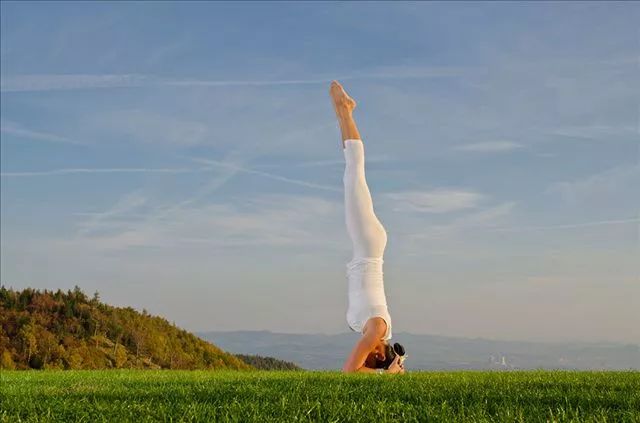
198, 331, 640, 371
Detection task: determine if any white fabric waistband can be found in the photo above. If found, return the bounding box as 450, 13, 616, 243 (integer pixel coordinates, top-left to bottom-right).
347, 257, 384, 271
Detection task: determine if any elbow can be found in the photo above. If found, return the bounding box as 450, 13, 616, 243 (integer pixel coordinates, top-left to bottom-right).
342, 363, 358, 373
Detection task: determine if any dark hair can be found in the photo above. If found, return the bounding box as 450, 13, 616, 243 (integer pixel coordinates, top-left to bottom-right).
374, 342, 406, 369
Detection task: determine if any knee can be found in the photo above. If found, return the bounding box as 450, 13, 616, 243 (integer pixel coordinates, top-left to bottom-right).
361, 226, 387, 257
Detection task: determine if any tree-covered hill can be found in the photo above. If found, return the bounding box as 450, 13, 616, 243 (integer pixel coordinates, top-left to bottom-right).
236, 354, 301, 371
0, 286, 252, 370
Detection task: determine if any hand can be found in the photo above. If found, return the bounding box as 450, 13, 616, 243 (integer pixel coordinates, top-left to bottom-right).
386, 355, 405, 374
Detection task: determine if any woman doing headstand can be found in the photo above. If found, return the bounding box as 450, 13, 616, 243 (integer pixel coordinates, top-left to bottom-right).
330, 81, 404, 374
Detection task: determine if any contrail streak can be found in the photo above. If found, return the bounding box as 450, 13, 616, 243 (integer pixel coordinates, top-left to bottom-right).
1, 68, 464, 93
194, 158, 341, 192
1, 167, 208, 177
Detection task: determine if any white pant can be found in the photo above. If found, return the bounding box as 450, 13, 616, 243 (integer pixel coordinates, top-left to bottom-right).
343, 139, 392, 340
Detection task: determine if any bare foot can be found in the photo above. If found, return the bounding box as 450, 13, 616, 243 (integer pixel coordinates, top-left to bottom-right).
330, 80, 357, 117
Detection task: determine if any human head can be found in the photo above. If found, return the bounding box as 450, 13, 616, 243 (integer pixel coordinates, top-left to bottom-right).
368, 341, 405, 369
364, 339, 390, 369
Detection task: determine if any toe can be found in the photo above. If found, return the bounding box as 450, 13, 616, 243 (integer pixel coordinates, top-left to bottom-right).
331, 81, 346, 95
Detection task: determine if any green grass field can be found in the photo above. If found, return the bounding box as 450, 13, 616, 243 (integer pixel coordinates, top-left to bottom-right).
1, 370, 639, 422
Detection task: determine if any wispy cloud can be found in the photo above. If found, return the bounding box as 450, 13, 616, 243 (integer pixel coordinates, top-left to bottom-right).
548, 164, 639, 203
0, 74, 153, 92
1, 120, 81, 145
114, 152, 249, 237
291, 154, 391, 168
66, 145, 342, 251
78, 192, 148, 235
492, 217, 640, 233
74, 194, 343, 251
1, 167, 207, 177
0, 74, 347, 93
0, 66, 466, 93
164, 77, 350, 88
194, 157, 341, 192
453, 201, 516, 227
384, 189, 485, 213
408, 201, 516, 240
69, 158, 246, 244
454, 141, 523, 153
549, 124, 638, 140
166, 195, 343, 249
352, 64, 469, 80
94, 110, 210, 146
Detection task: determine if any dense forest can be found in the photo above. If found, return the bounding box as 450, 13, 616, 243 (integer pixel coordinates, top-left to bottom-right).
0, 286, 254, 370
236, 354, 301, 371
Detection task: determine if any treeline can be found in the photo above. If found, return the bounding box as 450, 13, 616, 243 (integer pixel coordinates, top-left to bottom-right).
0, 286, 251, 370
236, 354, 301, 371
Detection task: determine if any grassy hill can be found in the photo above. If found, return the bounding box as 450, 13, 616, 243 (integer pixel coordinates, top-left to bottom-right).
1, 370, 639, 422
0, 286, 251, 370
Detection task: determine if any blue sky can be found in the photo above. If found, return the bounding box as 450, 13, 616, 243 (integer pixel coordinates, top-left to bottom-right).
1, 2, 638, 343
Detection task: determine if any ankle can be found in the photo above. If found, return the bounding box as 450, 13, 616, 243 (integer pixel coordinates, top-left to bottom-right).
337, 108, 354, 125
